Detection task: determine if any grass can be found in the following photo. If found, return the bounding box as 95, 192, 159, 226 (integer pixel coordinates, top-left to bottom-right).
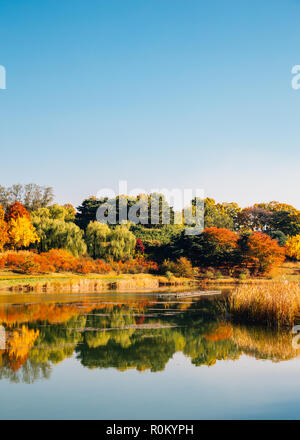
230, 281, 300, 327
0, 269, 194, 292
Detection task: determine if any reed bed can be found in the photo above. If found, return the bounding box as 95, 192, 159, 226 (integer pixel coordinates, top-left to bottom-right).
230, 281, 300, 327
233, 325, 300, 361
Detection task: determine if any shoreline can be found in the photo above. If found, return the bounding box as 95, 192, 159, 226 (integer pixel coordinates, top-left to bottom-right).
0, 272, 197, 293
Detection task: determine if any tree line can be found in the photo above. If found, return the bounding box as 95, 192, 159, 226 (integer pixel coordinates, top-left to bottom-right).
1, 184, 300, 276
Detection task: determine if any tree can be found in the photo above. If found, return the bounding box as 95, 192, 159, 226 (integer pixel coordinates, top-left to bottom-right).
240, 232, 285, 275
191, 198, 235, 230
199, 227, 239, 267
32, 218, 87, 256
107, 225, 136, 260
0, 184, 54, 210
85, 222, 110, 258
285, 235, 300, 260
76, 197, 106, 230
32, 204, 75, 222
0, 204, 8, 251
8, 216, 39, 249
236, 207, 272, 232
135, 239, 145, 254
270, 211, 300, 237
169, 227, 239, 268
266, 230, 287, 247
5, 201, 30, 222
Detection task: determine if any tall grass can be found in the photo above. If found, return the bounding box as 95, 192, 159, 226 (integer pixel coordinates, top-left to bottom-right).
230, 281, 300, 327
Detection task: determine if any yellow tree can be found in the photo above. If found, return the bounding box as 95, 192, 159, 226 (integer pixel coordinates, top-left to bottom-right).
285, 235, 300, 260
0, 205, 8, 251
8, 216, 39, 249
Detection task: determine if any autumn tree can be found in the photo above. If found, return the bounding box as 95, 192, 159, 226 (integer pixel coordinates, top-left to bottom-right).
5, 201, 30, 222
135, 239, 145, 254
170, 227, 239, 268
32, 204, 75, 222
191, 198, 235, 230
199, 227, 239, 267
8, 216, 39, 249
239, 232, 285, 275
285, 235, 300, 261
5, 202, 39, 249
0, 204, 8, 251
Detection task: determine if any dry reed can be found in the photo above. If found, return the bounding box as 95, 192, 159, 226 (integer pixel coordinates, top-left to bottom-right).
230, 281, 300, 327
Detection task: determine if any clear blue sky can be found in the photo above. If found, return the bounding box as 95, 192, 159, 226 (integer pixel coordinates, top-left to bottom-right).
1, 0, 300, 209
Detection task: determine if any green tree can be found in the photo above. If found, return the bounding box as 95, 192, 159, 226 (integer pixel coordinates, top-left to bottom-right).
107, 225, 136, 260
85, 222, 110, 258
32, 218, 87, 256
76, 197, 106, 230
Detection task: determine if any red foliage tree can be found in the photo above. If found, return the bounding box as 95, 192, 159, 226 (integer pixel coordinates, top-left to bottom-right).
5, 202, 30, 222
135, 239, 145, 254
243, 231, 285, 275
0, 204, 8, 251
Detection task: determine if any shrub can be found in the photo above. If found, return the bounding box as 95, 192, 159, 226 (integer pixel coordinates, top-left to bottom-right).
1, 250, 158, 275
161, 257, 197, 278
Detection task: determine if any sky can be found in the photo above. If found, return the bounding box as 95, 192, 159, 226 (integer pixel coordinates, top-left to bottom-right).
1, 0, 300, 209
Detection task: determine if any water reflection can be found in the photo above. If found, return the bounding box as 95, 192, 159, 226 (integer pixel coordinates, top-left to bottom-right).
0, 292, 298, 383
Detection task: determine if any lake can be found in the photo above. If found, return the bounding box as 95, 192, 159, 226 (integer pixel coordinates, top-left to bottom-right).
0, 289, 300, 420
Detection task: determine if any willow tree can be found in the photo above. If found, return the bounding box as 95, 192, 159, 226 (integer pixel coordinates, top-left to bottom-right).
85, 222, 110, 258
107, 225, 136, 261
32, 217, 86, 256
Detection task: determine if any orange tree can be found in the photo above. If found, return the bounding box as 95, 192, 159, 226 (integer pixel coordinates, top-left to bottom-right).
199, 227, 239, 268
5, 201, 30, 222
0, 204, 8, 251
238, 231, 285, 275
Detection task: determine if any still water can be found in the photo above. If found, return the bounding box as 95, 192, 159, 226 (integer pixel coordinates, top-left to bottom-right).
0, 290, 300, 420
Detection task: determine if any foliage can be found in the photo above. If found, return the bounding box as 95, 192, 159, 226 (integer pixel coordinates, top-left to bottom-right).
107, 225, 136, 261
0, 205, 8, 252
32, 217, 87, 256
285, 235, 300, 261
75, 196, 108, 230
5, 201, 30, 222
1, 250, 158, 275
198, 227, 239, 268
85, 221, 110, 258
236, 207, 272, 232
191, 197, 235, 230
270, 210, 300, 237
32, 204, 75, 222
239, 232, 285, 275
135, 239, 145, 254
7, 217, 40, 249
161, 257, 197, 278
266, 230, 287, 247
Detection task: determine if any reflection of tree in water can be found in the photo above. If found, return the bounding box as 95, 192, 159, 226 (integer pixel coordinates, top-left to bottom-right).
0, 297, 299, 383
0, 357, 51, 384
